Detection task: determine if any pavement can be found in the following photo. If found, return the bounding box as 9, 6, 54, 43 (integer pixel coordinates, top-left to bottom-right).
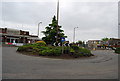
2, 47, 118, 79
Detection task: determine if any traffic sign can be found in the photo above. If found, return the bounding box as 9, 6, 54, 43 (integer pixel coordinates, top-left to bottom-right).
61, 37, 65, 42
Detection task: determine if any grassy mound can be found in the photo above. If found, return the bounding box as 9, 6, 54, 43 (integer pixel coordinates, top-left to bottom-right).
17, 43, 94, 58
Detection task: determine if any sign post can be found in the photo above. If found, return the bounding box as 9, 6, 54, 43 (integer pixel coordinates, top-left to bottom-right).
61, 37, 65, 54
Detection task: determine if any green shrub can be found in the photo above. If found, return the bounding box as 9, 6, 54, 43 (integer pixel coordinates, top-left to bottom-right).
49, 47, 62, 56
70, 48, 75, 53
17, 45, 33, 52
79, 48, 91, 54
17, 46, 25, 52
40, 50, 52, 56
79, 48, 92, 56
71, 45, 79, 52
69, 48, 75, 56
115, 47, 120, 54
33, 48, 40, 52
39, 46, 49, 50
70, 47, 92, 58
63, 47, 70, 54
17, 43, 93, 58
39, 47, 62, 56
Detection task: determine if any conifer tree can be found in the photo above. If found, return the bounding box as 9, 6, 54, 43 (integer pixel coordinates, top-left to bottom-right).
42, 16, 67, 45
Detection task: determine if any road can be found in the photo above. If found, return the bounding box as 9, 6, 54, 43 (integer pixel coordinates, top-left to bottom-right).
2, 47, 118, 79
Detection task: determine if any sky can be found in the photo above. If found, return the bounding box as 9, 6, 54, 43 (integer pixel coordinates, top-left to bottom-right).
0, 0, 119, 42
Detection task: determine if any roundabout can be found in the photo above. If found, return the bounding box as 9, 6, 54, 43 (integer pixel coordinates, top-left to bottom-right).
2, 47, 118, 79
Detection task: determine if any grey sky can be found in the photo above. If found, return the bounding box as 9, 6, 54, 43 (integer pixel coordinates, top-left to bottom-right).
0, 0, 119, 42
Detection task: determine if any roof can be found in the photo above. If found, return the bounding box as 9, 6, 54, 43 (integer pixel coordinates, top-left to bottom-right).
110, 38, 120, 40
28, 37, 41, 40
2, 33, 30, 37
88, 40, 101, 41
29, 35, 38, 37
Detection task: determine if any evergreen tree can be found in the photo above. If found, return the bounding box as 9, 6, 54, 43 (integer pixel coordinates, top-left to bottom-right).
42, 16, 67, 45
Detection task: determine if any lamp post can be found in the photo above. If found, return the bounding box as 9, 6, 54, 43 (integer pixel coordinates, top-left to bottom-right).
38, 22, 42, 37
73, 27, 78, 43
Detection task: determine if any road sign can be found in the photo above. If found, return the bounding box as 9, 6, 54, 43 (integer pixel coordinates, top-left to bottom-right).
53, 42, 59, 46
61, 37, 65, 42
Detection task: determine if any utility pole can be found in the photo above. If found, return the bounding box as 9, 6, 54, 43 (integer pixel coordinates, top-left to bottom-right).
56, 0, 59, 42
73, 27, 78, 43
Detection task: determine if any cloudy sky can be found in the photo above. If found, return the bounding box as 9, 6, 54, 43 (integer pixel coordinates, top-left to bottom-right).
0, 0, 119, 42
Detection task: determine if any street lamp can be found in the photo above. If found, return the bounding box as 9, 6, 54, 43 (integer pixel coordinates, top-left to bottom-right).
38, 22, 42, 37
73, 27, 78, 43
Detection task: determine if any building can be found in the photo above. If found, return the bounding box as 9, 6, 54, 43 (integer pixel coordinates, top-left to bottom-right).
28, 35, 42, 43
87, 40, 103, 49
108, 38, 120, 48
87, 38, 120, 49
0, 28, 41, 46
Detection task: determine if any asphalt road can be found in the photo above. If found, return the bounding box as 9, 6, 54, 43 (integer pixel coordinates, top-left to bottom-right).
2, 47, 118, 79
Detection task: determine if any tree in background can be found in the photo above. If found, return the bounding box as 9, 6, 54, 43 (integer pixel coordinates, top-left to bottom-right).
76, 40, 85, 47
102, 37, 110, 41
42, 16, 67, 45
77, 40, 83, 45
101, 37, 112, 48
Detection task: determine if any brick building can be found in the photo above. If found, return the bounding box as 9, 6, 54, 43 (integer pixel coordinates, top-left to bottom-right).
0, 28, 41, 46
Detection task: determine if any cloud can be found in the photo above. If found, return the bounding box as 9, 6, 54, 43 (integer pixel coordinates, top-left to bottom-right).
59, 2, 118, 42
2, 2, 56, 25
1, 1, 118, 42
